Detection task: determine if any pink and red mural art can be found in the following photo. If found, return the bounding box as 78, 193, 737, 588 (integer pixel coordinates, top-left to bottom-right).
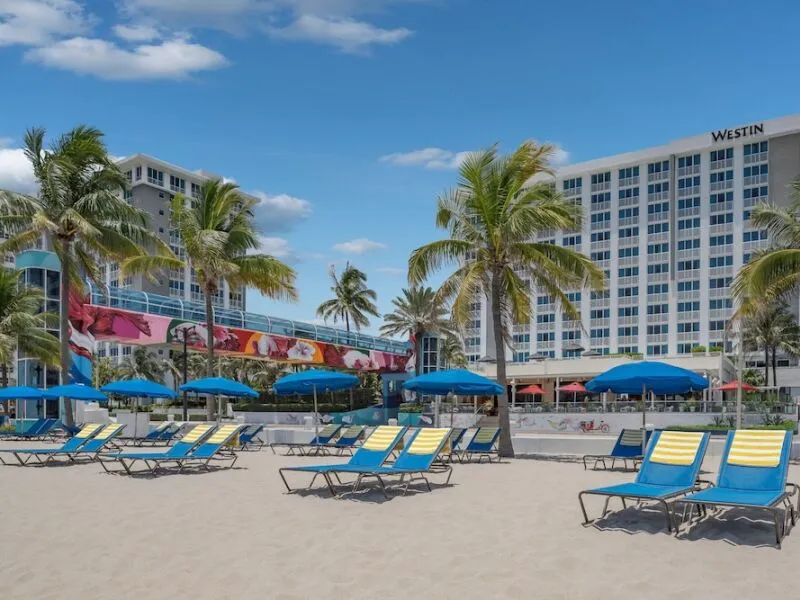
68, 292, 411, 374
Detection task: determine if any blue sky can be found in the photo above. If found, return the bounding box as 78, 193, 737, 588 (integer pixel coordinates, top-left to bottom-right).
1, 0, 800, 335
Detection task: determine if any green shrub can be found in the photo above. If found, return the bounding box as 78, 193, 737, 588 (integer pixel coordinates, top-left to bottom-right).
691, 345, 706, 354
149, 414, 168, 422
667, 420, 797, 433
398, 403, 423, 414
188, 414, 207, 421
231, 402, 368, 413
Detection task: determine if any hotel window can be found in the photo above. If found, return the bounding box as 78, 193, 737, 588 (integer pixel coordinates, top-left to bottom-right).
677, 301, 700, 312
647, 222, 669, 235
618, 246, 639, 258
536, 332, 555, 342
591, 231, 610, 242
536, 313, 555, 324
512, 352, 530, 363
677, 238, 700, 251
710, 213, 733, 225
743, 164, 768, 177
710, 148, 733, 162
678, 343, 700, 354
678, 176, 700, 189
618, 287, 639, 297
677, 154, 701, 168
743, 230, 768, 242
743, 253, 752, 263
618, 326, 639, 337
619, 346, 639, 354
618, 307, 639, 317
647, 263, 668, 275
134, 166, 142, 180
590, 308, 610, 319
591, 172, 611, 185
591, 250, 610, 261
563, 177, 582, 191
709, 256, 733, 268
566, 291, 581, 303
678, 218, 700, 230
677, 322, 700, 333
647, 345, 668, 356
744, 186, 769, 201
678, 197, 700, 210
562, 330, 581, 341
590, 211, 610, 224
619, 227, 639, 239
147, 167, 164, 186
709, 277, 732, 289
618, 207, 638, 219
169, 175, 186, 194
709, 299, 733, 310
648, 243, 668, 254
618, 267, 638, 278
647, 202, 669, 215
590, 328, 610, 339
591, 192, 611, 205
619, 166, 639, 180
619, 188, 640, 200
512, 333, 530, 344
591, 290, 610, 300
709, 320, 727, 331
647, 304, 669, 315
744, 141, 768, 155
647, 283, 668, 294
537, 295, 554, 305
647, 160, 670, 174
709, 234, 733, 247
710, 191, 733, 204
647, 324, 668, 335
710, 170, 734, 183
562, 235, 581, 247
647, 182, 669, 194
676, 280, 699, 292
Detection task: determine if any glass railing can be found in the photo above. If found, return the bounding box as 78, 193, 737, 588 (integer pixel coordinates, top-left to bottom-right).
86, 283, 409, 354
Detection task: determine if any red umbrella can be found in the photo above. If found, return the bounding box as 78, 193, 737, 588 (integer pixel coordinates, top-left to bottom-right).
559, 382, 587, 393
717, 380, 757, 392
518, 384, 545, 395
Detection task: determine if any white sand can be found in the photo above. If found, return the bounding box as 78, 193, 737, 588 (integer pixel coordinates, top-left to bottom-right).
1, 440, 799, 600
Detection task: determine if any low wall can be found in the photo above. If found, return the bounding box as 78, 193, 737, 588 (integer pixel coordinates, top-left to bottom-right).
234, 406, 398, 427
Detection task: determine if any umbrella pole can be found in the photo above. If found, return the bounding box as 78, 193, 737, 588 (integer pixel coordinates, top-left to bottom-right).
217, 394, 221, 425
313, 385, 319, 439
134, 397, 138, 439
641, 384, 647, 456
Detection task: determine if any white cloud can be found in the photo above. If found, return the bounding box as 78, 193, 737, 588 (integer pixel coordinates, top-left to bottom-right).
551, 144, 570, 166
376, 267, 404, 276
0, 138, 36, 195
252, 235, 303, 264
251, 191, 312, 233
112, 23, 161, 42
25, 36, 229, 80
269, 14, 411, 52
380, 147, 471, 170
0, 0, 91, 47
332, 238, 386, 254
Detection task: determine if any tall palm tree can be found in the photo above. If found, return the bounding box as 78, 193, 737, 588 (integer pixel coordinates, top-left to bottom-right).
93, 356, 121, 390
316, 262, 379, 332
164, 179, 297, 418
0, 268, 59, 387
440, 335, 467, 369
219, 356, 286, 391
408, 142, 604, 457
379, 286, 455, 375
742, 302, 800, 387
118, 346, 165, 383
0, 126, 173, 425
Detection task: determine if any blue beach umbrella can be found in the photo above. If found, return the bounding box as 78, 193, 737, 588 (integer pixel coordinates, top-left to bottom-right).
403, 369, 503, 396
274, 370, 359, 437
586, 361, 709, 453
102, 379, 178, 438
0, 386, 45, 420
180, 377, 258, 425
43, 383, 107, 401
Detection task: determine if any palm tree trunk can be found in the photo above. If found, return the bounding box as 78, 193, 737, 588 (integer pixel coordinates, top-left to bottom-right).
414, 332, 423, 375
204, 286, 215, 421
345, 313, 350, 333
765, 348, 770, 387
491, 277, 514, 458
772, 346, 778, 390
1, 364, 8, 388
59, 241, 75, 427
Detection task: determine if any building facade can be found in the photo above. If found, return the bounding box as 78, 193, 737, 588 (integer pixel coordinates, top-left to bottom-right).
466, 114, 800, 365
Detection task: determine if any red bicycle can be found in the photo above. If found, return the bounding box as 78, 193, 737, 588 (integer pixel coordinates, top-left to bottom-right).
579, 419, 609, 433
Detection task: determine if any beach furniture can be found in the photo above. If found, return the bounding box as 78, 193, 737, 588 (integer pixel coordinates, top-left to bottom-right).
582, 429, 654, 471
131, 422, 173, 446
330, 425, 366, 455
0, 418, 59, 440
0, 423, 105, 466
679, 430, 798, 547
333, 428, 454, 498
458, 427, 501, 463
99, 423, 216, 475
278, 425, 407, 496
0, 418, 44, 437
38, 423, 127, 464
578, 430, 711, 532
440, 428, 468, 463
164, 424, 244, 471
271, 423, 342, 456
237, 424, 266, 451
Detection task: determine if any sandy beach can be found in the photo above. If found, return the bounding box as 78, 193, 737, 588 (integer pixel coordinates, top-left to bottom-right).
2, 440, 799, 600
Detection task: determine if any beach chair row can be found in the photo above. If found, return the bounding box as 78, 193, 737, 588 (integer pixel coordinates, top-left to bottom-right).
0, 422, 127, 465
270, 424, 502, 463
0, 418, 62, 441
579, 429, 800, 548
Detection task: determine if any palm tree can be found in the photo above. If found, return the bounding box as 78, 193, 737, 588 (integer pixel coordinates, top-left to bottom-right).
316, 262, 379, 332
379, 286, 456, 375
0, 126, 173, 426
93, 356, 121, 389
0, 268, 59, 387
742, 302, 800, 387
165, 179, 297, 418
408, 142, 604, 457
440, 335, 467, 369
118, 346, 165, 383
219, 357, 285, 390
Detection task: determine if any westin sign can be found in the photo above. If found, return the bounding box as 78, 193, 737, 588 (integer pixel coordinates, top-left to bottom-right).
711, 122, 764, 143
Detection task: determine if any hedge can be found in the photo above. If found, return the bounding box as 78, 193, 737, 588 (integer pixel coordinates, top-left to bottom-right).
667, 421, 797, 433
232, 402, 371, 413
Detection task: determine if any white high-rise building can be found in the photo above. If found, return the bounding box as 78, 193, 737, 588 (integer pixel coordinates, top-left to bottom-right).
468, 114, 800, 366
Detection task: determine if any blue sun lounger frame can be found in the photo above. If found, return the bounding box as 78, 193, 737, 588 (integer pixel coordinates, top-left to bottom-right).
0, 418, 59, 440
238, 424, 266, 450
578, 430, 711, 532
278, 426, 407, 496
458, 427, 501, 463
330, 425, 366, 456
679, 430, 799, 547
0, 423, 106, 465
583, 428, 654, 471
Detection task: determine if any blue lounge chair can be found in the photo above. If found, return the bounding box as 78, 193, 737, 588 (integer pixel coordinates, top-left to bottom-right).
35, 423, 127, 464
0, 418, 44, 438
272, 423, 343, 456
167, 424, 244, 472
0, 423, 105, 466
441, 427, 468, 463
99, 423, 216, 475
330, 425, 366, 456
0, 418, 59, 440
238, 424, 266, 451
578, 430, 711, 532
278, 425, 407, 496
132, 422, 173, 446
679, 429, 798, 547
334, 428, 454, 498
458, 427, 501, 463
582, 428, 654, 471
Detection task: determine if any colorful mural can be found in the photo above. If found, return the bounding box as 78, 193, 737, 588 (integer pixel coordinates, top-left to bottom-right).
68, 292, 411, 374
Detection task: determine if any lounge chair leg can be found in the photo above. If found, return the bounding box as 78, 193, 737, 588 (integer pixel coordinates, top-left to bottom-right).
421, 474, 431, 493
444, 466, 453, 486
601, 497, 612, 518
375, 475, 389, 500
333, 472, 343, 484
323, 473, 337, 497
620, 497, 627, 509
354, 474, 363, 492
308, 473, 320, 488
657, 499, 674, 532
771, 508, 783, 548
578, 492, 592, 524
278, 469, 293, 493
582, 456, 588, 470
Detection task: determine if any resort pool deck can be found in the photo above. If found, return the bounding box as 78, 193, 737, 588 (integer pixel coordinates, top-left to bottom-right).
2, 440, 799, 600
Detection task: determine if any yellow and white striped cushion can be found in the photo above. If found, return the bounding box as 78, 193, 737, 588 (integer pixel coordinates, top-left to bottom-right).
620, 429, 643, 447
207, 424, 240, 444
95, 423, 124, 440
474, 427, 499, 443
77, 423, 102, 438
650, 431, 704, 465
182, 423, 214, 443
727, 430, 786, 467
362, 426, 403, 451
408, 429, 449, 455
